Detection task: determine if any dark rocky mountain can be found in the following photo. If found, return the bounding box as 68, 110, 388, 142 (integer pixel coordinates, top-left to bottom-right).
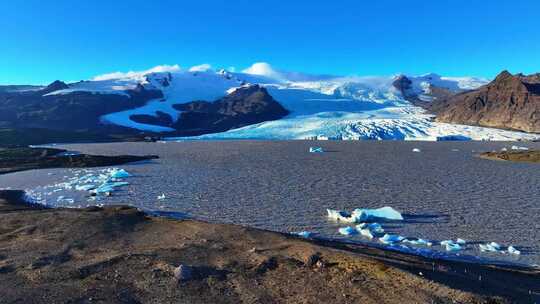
0, 81, 163, 132
434, 71, 540, 133
392, 75, 455, 108
130, 85, 289, 136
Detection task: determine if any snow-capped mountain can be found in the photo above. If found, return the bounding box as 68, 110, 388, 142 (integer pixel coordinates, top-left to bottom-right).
4, 63, 538, 141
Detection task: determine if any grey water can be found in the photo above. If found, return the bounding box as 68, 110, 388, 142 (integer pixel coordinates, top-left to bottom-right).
1, 140, 539, 266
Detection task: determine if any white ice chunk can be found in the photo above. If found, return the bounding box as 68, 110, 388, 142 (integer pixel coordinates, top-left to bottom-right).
351, 206, 404, 221
508, 246, 521, 255
327, 209, 355, 223
157, 193, 166, 200
403, 238, 432, 246
109, 168, 131, 178
456, 238, 467, 245
359, 228, 374, 239
379, 234, 404, 244
412, 148, 421, 152
338, 226, 357, 236
75, 184, 96, 191
479, 242, 502, 252
440, 240, 462, 251
327, 207, 403, 223
511, 145, 529, 151
91, 181, 129, 194
309, 147, 324, 153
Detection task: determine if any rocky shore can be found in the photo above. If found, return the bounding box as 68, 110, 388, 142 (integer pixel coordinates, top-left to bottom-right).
0, 190, 539, 303
0, 147, 157, 174
480, 150, 540, 163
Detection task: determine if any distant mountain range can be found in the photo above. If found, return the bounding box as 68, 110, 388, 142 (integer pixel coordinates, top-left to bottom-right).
0, 64, 538, 142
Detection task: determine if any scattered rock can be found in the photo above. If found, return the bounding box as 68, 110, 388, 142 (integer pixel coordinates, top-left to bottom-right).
256, 257, 278, 274
173, 264, 193, 282
305, 253, 321, 267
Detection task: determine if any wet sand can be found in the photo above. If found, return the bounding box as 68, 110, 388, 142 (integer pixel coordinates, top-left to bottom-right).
1, 190, 539, 303
1, 140, 539, 266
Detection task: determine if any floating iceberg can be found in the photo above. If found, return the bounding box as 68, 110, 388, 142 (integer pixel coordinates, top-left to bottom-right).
412, 148, 421, 152
508, 246, 521, 255
157, 193, 166, 200
356, 222, 384, 234
75, 184, 96, 191
338, 226, 357, 236
352, 207, 404, 221
91, 181, 129, 194
456, 238, 467, 245
296, 231, 313, 238
109, 168, 131, 178
327, 209, 355, 223
327, 207, 403, 223
403, 238, 432, 246
309, 147, 324, 153
479, 242, 501, 252
440, 240, 462, 252
358, 228, 374, 239
379, 234, 404, 244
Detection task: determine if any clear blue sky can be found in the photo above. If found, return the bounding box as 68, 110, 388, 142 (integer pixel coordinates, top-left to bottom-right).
1, 0, 539, 84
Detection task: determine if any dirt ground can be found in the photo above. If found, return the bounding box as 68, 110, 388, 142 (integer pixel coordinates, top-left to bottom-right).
1, 190, 538, 304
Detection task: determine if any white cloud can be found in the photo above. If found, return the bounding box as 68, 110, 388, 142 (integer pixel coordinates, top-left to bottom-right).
188, 63, 212, 72
242, 62, 283, 79
92, 64, 181, 81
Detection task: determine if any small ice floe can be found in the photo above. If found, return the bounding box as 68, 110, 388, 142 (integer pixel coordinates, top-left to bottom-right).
456, 238, 467, 245
75, 184, 96, 191
412, 148, 421, 153
338, 226, 357, 236
358, 228, 374, 239
479, 242, 502, 252
508, 246, 521, 255
309, 147, 324, 153
511, 145, 529, 151
440, 240, 462, 252
109, 168, 131, 179
379, 234, 404, 244
91, 181, 129, 194
296, 231, 313, 238
357, 222, 384, 234
403, 238, 432, 247
501, 147, 508, 152
327, 207, 403, 223
157, 193, 166, 200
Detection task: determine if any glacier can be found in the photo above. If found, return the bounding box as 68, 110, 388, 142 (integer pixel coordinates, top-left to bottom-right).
46, 63, 540, 141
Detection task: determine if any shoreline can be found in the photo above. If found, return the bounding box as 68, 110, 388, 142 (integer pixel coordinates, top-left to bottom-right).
1, 189, 539, 303
0, 147, 158, 175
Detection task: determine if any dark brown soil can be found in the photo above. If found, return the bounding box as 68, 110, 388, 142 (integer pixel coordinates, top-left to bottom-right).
0, 190, 538, 304
0, 147, 158, 174
480, 150, 540, 163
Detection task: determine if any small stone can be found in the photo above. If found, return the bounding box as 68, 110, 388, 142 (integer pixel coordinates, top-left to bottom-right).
315, 260, 326, 269
173, 264, 192, 282
305, 254, 321, 267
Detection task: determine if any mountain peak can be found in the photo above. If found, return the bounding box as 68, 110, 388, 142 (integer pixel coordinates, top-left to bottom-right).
494, 70, 513, 82
41, 80, 69, 94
